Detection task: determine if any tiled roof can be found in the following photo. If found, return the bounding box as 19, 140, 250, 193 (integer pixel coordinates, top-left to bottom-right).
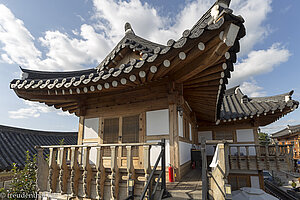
271, 124, 300, 138
220, 86, 299, 125
10, 0, 246, 122
0, 125, 77, 171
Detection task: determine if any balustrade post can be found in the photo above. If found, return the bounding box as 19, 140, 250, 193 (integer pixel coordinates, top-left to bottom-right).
48, 148, 57, 192
36, 147, 48, 192
70, 147, 79, 197
82, 147, 91, 198
126, 146, 135, 198
237, 146, 241, 169
111, 146, 119, 200
57, 147, 67, 194
96, 146, 105, 200
143, 145, 151, 199
245, 146, 250, 170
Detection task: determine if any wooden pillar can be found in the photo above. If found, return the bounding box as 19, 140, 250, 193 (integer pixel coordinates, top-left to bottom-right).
169, 104, 179, 180
78, 117, 84, 145
201, 137, 207, 200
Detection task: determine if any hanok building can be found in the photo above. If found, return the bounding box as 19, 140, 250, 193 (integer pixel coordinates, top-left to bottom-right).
272, 124, 300, 161
9, 0, 299, 199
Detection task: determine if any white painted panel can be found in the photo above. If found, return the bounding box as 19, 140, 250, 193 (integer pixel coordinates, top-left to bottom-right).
146, 109, 169, 135
179, 141, 192, 165
250, 176, 260, 188
82, 142, 98, 164
178, 113, 183, 137
236, 129, 254, 142
147, 140, 170, 167
83, 118, 99, 139
189, 123, 192, 141
198, 131, 214, 156
229, 145, 256, 156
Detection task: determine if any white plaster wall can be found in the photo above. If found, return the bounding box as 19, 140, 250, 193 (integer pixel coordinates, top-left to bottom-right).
236, 129, 254, 142
198, 131, 215, 156
229, 145, 256, 156
250, 176, 260, 188
146, 109, 169, 135
178, 113, 183, 137
147, 140, 170, 167
179, 141, 192, 165
83, 118, 99, 139
189, 123, 192, 141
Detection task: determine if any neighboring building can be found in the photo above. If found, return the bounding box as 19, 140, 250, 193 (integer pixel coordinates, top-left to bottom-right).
199, 87, 298, 191
8, 0, 299, 199
0, 125, 77, 189
271, 124, 300, 160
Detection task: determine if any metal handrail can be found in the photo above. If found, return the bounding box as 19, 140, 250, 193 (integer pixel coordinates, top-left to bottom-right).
140, 139, 166, 200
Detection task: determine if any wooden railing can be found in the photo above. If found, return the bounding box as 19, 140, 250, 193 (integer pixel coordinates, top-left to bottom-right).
228, 144, 294, 171
35, 141, 166, 199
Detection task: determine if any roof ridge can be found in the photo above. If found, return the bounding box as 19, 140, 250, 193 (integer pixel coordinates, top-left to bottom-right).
0, 124, 77, 136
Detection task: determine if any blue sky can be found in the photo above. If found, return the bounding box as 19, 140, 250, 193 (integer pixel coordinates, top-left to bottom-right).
0, 0, 299, 133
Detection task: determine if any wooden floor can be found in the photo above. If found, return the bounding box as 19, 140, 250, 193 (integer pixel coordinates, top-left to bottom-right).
166, 169, 202, 200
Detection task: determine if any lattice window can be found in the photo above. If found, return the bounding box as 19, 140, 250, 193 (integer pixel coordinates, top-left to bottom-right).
122, 115, 139, 157
103, 118, 119, 156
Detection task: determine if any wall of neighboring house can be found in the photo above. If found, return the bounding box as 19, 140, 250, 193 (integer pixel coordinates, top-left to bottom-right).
198, 124, 263, 190
277, 134, 300, 160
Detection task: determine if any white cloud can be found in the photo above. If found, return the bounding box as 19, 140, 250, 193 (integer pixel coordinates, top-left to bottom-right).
8, 101, 52, 119
0, 4, 42, 69
8, 100, 74, 119
0, 0, 276, 72
231, 0, 272, 55
229, 43, 290, 86
239, 79, 266, 97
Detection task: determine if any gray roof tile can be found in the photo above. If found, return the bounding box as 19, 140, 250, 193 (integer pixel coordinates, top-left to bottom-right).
0, 125, 77, 171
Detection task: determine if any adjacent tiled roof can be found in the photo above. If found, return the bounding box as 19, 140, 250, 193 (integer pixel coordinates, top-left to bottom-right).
10, 0, 246, 122
220, 86, 299, 125
0, 125, 77, 171
271, 124, 300, 138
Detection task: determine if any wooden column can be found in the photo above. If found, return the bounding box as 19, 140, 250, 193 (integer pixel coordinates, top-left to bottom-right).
169, 103, 179, 180
275, 144, 280, 171
96, 146, 105, 199
139, 112, 146, 167
110, 146, 119, 200
78, 117, 84, 145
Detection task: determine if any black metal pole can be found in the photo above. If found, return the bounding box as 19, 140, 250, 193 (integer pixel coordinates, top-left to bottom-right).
161, 139, 166, 192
